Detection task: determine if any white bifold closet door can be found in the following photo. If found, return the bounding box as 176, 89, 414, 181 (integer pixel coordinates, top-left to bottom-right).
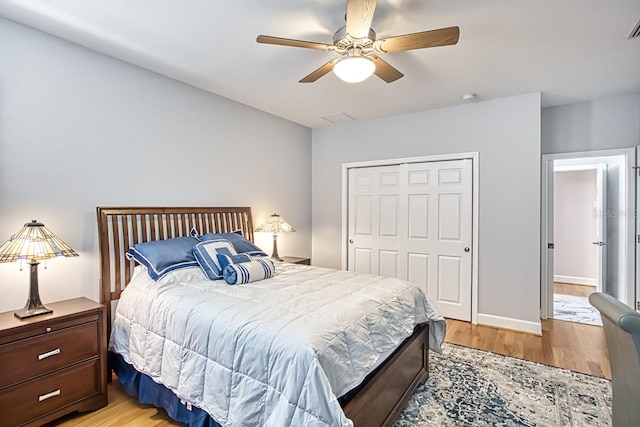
348, 159, 473, 321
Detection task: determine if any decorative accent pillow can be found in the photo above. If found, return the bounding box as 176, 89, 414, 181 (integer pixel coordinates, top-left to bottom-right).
192, 239, 238, 280
222, 258, 275, 285
216, 253, 252, 271
126, 237, 200, 281
200, 232, 266, 255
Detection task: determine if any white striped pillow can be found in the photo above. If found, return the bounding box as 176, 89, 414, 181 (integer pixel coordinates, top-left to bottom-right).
222, 258, 275, 285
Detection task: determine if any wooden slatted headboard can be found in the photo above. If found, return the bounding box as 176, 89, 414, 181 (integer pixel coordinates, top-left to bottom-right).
96, 206, 254, 331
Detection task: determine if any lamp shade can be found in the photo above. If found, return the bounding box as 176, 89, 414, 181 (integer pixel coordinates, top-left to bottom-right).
255, 214, 296, 235
333, 56, 376, 83
255, 214, 295, 262
0, 220, 78, 263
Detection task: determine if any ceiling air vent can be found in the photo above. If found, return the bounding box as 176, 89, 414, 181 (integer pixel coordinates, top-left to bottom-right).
321, 113, 356, 124
629, 18, 640, 39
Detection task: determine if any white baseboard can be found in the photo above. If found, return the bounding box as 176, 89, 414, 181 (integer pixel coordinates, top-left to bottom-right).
477, 313, 542, 336
554, 275, 597, 286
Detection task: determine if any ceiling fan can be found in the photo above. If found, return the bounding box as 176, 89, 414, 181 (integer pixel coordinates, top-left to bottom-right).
257, 0, 460, 84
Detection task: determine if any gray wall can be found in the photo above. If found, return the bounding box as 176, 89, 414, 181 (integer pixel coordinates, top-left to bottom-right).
0, 18, 312, 312
542, 94, 640, 154
311, 93, 542, 327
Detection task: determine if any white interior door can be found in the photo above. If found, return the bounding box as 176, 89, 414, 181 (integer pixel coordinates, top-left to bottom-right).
403, 160, 473, 320
348, 159, 473, 321
636, 147, 640, 311
348, 165, 401, 275
595, 164, 608, 292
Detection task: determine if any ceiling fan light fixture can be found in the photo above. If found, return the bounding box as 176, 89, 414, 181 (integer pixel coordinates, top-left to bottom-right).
333, 55, 375, 83
257, 2, 461, 84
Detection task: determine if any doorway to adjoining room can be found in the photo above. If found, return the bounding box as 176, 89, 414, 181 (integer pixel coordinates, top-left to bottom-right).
542, 150, 634, 326
553, 162, 602, 325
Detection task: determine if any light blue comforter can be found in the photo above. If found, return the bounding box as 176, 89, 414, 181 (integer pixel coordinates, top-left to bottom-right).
110, 262, 445, 427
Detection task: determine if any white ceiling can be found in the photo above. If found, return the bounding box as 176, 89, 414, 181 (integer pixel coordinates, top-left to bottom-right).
1, 0, 639, 128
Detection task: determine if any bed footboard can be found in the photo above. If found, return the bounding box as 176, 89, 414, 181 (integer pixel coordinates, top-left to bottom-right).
343, 323, 429, 427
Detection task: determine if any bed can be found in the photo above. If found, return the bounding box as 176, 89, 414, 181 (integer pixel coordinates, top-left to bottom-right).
97, 206, 445, 427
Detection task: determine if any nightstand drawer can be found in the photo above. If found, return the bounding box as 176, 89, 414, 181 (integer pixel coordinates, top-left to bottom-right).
0, 322, 99, 389
0, 358, 100, 427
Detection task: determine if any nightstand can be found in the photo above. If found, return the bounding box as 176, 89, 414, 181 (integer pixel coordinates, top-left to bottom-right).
281, 256, 311, 265
0, 297, 108, 426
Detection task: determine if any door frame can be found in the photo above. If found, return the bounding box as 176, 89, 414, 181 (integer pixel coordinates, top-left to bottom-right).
637, 146, 640, 313
595, 163, 608, 294
341, 152, 480, 324
540, 148, 635, 319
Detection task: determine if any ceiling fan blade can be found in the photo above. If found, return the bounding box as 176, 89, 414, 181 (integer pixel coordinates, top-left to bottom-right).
377, 26, 460, 52
346, 0, 378, 39
257, 35, 333, 51
371, 57, 404, 83
299, 59, 340, 83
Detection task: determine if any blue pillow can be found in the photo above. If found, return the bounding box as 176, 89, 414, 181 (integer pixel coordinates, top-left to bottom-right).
193, 239, 238, 280
126, 237, 200, 281
216, 253, 252, 271
223, 258, 275, 285
200, 232, 267, 256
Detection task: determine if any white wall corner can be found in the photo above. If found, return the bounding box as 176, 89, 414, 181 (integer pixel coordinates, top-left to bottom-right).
476, 313, 542, 336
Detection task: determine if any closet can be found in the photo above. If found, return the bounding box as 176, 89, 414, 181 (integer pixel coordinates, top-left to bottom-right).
347, 159, 473, 321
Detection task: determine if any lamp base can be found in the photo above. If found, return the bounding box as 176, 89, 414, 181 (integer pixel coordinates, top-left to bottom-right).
14, 260, 53, 319
271, 234, 283, 262
14, 305, 53, 319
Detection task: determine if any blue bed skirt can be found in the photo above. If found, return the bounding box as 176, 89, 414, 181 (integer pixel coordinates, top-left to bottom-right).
112, 327, 418, 426
113, 353, 221, 427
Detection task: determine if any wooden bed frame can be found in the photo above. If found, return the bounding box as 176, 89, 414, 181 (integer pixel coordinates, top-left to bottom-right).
97, 206, 429, 427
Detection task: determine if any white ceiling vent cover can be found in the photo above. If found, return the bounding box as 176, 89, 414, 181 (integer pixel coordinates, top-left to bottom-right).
321, 113, 356, 124
629, 18, 640, 39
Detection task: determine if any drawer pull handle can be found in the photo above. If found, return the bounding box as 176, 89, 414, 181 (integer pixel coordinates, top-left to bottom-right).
38, 348, 61, 360
39, 389, 61, 402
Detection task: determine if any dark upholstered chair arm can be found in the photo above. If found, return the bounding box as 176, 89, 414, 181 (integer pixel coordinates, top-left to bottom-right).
619, 313, 640, 335
589, 292, 637, 325
590, 292, 640, 353
589, 292, 640, 426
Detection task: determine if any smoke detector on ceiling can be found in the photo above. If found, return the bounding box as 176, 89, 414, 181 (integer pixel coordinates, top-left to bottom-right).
461, 93, 477, 102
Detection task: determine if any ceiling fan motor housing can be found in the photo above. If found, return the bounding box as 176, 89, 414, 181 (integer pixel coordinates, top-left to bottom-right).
333, 26, 377, 55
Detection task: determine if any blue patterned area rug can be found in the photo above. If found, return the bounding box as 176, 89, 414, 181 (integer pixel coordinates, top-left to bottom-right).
394, 343, 612, 426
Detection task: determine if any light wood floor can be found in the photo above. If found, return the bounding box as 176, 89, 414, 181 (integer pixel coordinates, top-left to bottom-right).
45, 379, 181, 427
48, 318, 610, 426
554, 281, 597, 297
445, 318, 609, 379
